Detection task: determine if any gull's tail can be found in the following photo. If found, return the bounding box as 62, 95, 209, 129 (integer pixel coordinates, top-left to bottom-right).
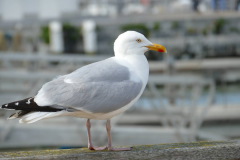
1, 97, 66, 123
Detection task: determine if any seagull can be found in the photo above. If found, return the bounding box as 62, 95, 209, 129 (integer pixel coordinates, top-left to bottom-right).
1, 31, 166, 151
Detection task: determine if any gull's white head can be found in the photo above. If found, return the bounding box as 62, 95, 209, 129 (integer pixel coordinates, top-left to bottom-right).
114, 31, 167, 57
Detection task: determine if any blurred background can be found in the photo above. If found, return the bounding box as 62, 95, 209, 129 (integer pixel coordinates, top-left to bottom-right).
0, 0, 240, 152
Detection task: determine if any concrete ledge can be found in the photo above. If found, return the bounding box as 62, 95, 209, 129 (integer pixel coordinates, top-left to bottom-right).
1, 141, 240, 160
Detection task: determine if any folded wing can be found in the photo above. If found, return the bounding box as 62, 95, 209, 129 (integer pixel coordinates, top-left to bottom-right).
34, 58, 143, 113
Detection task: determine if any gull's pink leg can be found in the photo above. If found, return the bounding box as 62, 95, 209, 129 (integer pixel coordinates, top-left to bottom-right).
106, 119, 131, 151
86, 119, 107, 151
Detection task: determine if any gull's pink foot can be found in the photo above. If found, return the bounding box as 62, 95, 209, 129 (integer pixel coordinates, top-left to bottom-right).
88, 146, 107, 151
108, 147, 131, 151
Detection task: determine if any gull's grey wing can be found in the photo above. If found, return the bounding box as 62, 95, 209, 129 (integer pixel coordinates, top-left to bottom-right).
35, 58, 143, 113
64, 57, 130, 84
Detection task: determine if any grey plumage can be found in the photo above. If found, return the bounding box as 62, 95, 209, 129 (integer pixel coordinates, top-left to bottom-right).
35, 58, 142, 113
65, 57, 130, 83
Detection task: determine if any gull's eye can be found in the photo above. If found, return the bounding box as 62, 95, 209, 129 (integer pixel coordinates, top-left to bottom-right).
136, 39, 141, 43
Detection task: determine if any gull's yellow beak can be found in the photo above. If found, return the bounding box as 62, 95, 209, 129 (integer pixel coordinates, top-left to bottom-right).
145, 43, 167, 53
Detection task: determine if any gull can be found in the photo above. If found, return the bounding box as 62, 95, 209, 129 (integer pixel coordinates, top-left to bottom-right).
1, 31, 166, 151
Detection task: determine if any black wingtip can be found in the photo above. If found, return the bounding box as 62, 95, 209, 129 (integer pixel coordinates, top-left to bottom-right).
1, 104, 6, 108
1, 103, 10, 109
1, 97, 34, 111
1, 97, 64, 112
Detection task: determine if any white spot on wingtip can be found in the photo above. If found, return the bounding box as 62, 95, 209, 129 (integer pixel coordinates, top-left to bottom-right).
26, 98, 32, 104
15, 102, 19, 105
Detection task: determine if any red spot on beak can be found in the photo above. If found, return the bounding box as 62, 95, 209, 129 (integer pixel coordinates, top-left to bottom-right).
158, 49, 164, 52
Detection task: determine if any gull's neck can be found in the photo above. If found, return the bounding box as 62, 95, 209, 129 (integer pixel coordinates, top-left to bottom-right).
120, 54, 149, 85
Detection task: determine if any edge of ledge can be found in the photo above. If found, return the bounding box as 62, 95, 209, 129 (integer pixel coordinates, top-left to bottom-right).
1, 140, 240, 160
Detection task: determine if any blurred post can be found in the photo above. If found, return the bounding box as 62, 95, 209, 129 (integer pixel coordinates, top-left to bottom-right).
49, 21, 63, 53
165, 53, 176, 105
82, 20, 97, 55
0, 31, 7, 51
13, 24, 22, 51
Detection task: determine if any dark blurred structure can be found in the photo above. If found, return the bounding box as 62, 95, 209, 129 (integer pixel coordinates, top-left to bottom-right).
192, 0, 201, 12
236, 0, 240, 10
